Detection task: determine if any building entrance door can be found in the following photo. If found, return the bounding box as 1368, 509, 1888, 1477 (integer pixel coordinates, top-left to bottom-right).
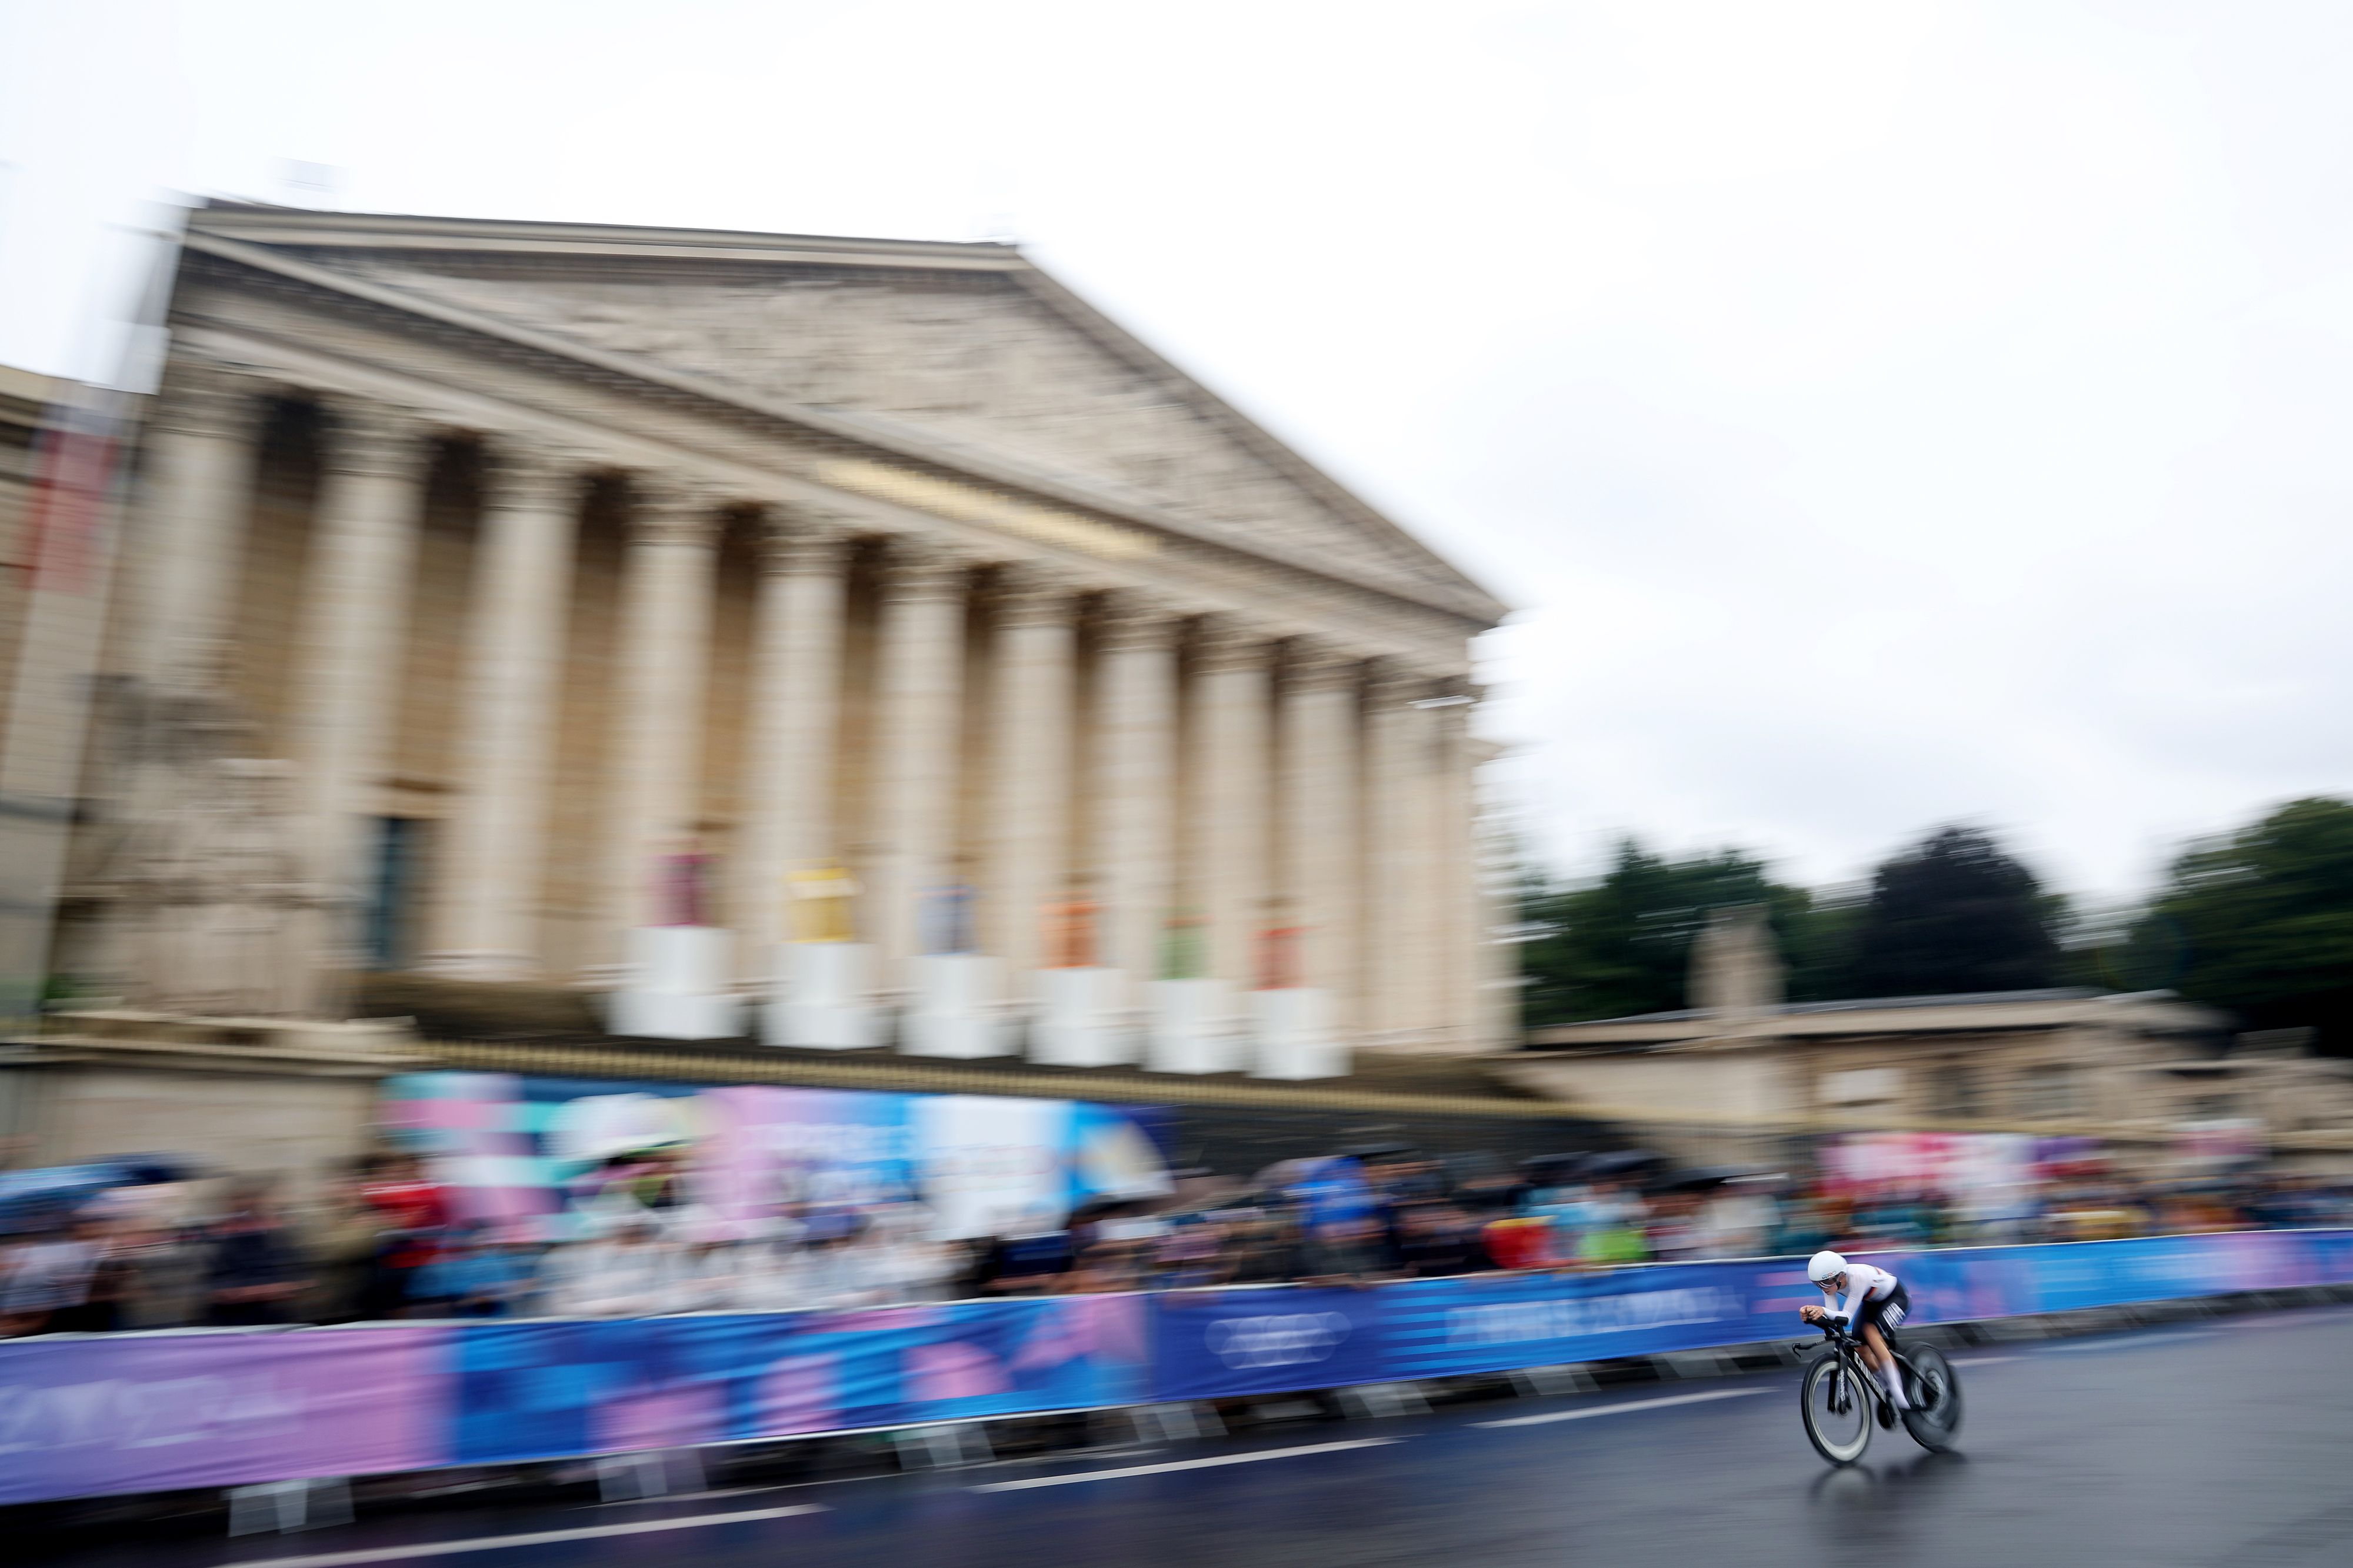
364, 817, 429, 970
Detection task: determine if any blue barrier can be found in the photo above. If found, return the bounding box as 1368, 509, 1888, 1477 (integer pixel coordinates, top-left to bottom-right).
445, 1296, 1151, 1465
4, 1230, 2350, 1505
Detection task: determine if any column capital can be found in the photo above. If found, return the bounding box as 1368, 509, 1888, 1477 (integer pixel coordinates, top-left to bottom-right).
1192, 615, 1277, 673
626, 476, 731, 548
875, 536, 973, 601
993, 559, 1084, 626
319, 400, 438, 479
1285, 638, 1367, 692
1095, 588, 1185, 650
148, 356, 271, 442
481, 437, 589, 513
756, 507, 855, 576
1365, 658, 1441, 708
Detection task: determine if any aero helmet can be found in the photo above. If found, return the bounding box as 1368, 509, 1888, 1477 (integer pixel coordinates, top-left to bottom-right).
1807, 1249, 1848, 1287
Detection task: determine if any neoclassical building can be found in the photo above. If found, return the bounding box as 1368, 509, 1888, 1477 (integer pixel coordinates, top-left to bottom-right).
70, 202, 1509, 1055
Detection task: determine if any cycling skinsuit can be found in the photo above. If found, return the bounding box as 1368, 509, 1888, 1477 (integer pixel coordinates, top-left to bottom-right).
1832, 1262, 1910, 1339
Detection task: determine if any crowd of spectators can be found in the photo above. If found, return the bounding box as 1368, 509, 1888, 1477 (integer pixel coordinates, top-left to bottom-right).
4, 1146, 2349, 1337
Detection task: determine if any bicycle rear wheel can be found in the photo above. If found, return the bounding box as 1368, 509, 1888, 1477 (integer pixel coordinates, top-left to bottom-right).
1801, 1354, 1873, 1466
1900, 1346, 1963, 1452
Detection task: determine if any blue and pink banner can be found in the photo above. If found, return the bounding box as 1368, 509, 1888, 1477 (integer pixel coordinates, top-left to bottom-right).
6, 1230, 2351, 1505
378, 1074, 1174, 1242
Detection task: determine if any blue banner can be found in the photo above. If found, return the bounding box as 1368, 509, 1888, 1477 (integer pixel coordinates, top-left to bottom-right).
1379, 1263, 1775, 1382
1150, 1286, 1391, 1399
449, 1294, 1152, 1463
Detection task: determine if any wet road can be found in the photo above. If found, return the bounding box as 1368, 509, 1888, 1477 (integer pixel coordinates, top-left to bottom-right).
42, 1306, 2353, 1568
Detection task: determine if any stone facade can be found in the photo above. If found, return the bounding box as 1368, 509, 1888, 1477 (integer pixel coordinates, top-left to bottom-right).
60, 203, 1509, 1054
1508, 987, 2353, 1174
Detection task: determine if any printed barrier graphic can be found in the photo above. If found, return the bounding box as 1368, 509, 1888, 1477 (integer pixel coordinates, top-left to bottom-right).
0, 1326, 452, 1503
5, 1230, 2351, 1505
446, 1296, 1149, 1465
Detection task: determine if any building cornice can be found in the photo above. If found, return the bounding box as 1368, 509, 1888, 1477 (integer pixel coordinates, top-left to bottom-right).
180, 208, 1507, 630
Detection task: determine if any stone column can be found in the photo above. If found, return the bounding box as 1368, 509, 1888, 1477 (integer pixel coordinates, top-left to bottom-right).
424, 441, 584, 979
739, 509, 853, 955
866, 539, 970, 993
1431, 686, 1479, 1052
985, 562, 1078, 991
291, 401, 436, 920
1092, 593, 1181, 1000
1469, 733, 1514, 1052
1281, 642, 1362, 1027
600, 478, 725, 946
1361, 662, 1435, 1046
134, 358, 269, 686
1194, 617, 1272, 990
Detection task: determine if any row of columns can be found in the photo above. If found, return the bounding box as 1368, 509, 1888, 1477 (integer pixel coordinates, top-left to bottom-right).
129, 365, 1487, 1044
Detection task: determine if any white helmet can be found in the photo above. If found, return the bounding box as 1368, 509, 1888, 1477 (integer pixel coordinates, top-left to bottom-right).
1807, 1249, 1848, 1287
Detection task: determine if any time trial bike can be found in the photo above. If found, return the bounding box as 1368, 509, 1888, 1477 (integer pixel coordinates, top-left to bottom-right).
1797, 1318, 1962, 1466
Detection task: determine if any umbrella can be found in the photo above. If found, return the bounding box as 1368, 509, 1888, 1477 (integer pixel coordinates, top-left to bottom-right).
0, 1156, 206, 1232
1658, 1166, 1749, 1194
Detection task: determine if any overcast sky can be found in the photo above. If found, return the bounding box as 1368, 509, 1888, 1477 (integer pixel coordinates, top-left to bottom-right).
5, 1, 2349, 904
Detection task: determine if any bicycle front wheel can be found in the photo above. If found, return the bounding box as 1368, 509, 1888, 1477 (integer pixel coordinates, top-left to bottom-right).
1801, 1354, 1873, 1466
1900, 1345, 1964, 1452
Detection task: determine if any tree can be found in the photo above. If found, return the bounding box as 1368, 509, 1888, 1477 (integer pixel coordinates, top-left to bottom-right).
2132, 798, 2353, 1056
1519, 840, 1834, 1025
1847, 826, 2059, 997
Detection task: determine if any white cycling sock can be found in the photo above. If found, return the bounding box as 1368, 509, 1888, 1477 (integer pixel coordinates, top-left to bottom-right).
1878, 1360, 1909, 1409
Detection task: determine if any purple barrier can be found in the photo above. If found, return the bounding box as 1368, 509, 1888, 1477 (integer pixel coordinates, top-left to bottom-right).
0, 1326, 453, 1505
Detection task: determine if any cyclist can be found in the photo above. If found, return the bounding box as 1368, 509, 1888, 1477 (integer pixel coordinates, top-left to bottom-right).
1799, 1249, 1911, 1424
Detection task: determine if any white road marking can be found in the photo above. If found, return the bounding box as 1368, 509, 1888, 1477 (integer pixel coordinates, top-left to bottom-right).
969, 1437, 1400, 1492
588, 1479, 838, 1508
216, 1503, 828, 1568
2042, 1331, 2211, 1353
1954, 1355, 2020, 1367
1473, 1387, 1768, 1429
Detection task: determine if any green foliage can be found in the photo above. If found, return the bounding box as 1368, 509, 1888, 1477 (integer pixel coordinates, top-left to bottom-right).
1518, 805, 2353, 1047
2132, 798, 2353, 1055
1519, 840, 1835, 1025
1847, 825, 2061, 997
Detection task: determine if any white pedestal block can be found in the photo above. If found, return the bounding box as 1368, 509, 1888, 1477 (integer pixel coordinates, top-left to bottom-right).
764, 940, 879, 1050
1031, 966, 1134, 1067
1250, 986, 1347, 1079
904, 953, 1006, 1059
609, 926, 742, 1041
1146, 978, 1244, 1074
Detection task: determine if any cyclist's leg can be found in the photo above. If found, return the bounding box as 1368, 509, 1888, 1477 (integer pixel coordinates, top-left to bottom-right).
1859, 1319, 1908, 1407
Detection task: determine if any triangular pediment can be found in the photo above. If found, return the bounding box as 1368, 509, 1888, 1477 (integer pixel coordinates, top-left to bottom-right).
192, 206, 1502, 622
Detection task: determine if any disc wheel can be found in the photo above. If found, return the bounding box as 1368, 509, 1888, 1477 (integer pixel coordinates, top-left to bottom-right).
1899, 1345, 1964, 1452
1801, 1355, 1874, 1466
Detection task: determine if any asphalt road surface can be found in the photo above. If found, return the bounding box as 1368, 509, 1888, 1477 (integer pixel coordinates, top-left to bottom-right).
36, 1305, 2353, 1568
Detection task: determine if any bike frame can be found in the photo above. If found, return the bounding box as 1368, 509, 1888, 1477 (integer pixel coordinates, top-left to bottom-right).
1809, 1321, 1924, 1414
